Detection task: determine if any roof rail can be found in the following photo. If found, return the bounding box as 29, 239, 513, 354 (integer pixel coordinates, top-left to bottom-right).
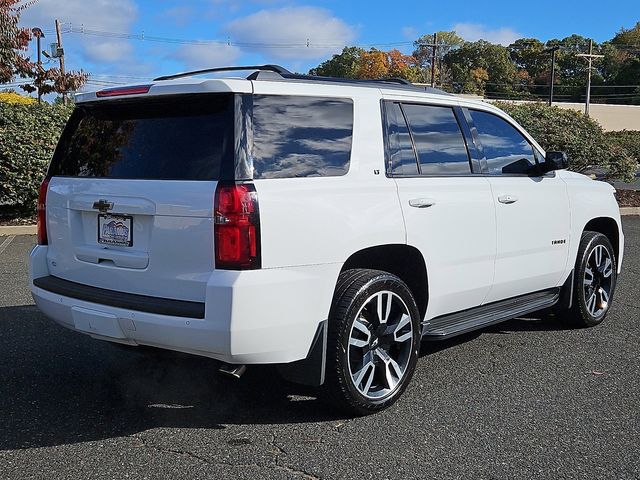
153, 64, 292, 81
153, 64, 451, 95
270, 72, 422, 89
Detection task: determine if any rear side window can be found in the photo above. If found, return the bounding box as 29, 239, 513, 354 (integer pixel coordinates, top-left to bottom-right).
384, 102, 419, 176
251, 95, 353, 179
401, 104, 471, 175
50, 94, 234, 180
469, 110, 536, 175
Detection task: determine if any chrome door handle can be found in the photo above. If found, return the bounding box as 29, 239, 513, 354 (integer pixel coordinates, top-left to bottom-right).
497, 194, 518, 204
409, 198, 436, 208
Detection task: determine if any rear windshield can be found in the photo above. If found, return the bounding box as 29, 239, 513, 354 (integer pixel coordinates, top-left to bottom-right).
49, 94, 234, 180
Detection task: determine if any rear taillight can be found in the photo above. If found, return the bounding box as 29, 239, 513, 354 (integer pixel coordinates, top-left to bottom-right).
214, 183, 261, 270
37, 177, 50, 245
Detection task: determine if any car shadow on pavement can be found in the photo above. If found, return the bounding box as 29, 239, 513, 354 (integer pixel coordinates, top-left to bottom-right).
0, 305, 345, 451
419, 310, 571, 356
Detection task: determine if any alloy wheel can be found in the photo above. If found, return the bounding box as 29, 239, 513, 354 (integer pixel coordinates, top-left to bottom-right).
583, 244, 614, 317
347, 290, 414, 399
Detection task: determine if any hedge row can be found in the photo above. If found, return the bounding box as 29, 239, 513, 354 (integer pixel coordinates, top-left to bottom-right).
495, 102, 638, 182
0, 101, 72, 215
605, 130, 640, 165
0, 100, 638, 218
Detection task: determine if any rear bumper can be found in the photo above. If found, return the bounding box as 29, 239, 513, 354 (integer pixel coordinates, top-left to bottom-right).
30, 245, 341, 364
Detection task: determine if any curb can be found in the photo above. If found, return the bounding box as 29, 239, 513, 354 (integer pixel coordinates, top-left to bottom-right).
620, 207, 640, 216
0, 225, 36, 236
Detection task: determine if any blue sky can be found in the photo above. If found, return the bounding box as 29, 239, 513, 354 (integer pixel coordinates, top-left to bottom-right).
15, 0, 640, 91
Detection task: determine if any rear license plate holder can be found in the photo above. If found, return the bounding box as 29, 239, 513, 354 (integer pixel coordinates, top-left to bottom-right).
98, 214, 133, 247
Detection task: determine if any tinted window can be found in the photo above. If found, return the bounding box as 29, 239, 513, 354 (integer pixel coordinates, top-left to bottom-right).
252, 95, 353, 179
384, 102, 419, 176
402, 104, 470, 175
469, 110, 536, 175
50, 95, 234, 180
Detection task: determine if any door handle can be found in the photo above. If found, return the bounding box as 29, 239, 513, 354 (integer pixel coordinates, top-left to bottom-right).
497, 194, 518, 204
409, 198, 436, 208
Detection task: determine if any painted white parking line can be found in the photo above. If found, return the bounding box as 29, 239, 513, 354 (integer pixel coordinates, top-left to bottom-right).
0, 235, 16, 255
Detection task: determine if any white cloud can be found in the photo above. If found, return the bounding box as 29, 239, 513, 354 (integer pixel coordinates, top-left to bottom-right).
84, 41, 135, 64
19, 0, 138, 63
401, 26, 418, 41
224, 7, 355, 60
161, 6, 194, 28
173, 44, 242, 70
453, 23, 522, 46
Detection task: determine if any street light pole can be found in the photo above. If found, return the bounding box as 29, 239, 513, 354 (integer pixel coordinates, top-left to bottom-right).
545, 46, 560, 106
577, 39, 604, 117
31, 27, 44, 104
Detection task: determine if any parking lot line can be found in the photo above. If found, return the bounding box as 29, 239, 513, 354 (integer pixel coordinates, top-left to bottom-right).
0, 235, 15, 255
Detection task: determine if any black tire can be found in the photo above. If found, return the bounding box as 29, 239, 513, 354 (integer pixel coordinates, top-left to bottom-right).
320, 269, 421, 415
562, 231, 617, 327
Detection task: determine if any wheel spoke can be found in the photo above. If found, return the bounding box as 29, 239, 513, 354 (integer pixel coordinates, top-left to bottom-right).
362, 364, 376, 395
353, 360, 375, 389
586, 291, 597, 315
594, 245, 603, 267
376, 292, 392, 324
602, 258, 613, 278
384, 356, 403, 391
350, 317, 371, 348
393, 314, 412, 343
584, 267, 594, 286
349, 336, 369, 348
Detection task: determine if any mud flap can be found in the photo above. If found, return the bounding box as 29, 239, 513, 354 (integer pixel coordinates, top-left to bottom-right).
276, 320, 327, 387
556, 269, 575, 311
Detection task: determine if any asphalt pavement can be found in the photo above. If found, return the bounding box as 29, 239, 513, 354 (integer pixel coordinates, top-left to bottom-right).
1, 218, 639, 479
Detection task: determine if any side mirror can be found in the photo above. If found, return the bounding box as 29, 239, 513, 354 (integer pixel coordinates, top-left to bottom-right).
544, 151, 569, 171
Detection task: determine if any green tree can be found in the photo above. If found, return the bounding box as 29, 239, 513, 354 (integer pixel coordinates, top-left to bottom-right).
509, 38, 547, 79
444, 40, 517, 95
608, 22, 640, 102
308, 46, 365, 78
413, 31, 464, 85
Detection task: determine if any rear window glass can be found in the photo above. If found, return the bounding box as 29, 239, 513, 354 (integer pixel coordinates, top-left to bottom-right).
384, 102, 419, 176
251, 95, 353, 179
49, 94, 234, 180
401, 104, 471, 175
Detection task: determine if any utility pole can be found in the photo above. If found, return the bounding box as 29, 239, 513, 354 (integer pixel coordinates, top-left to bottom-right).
577, 40, 603, 117
545, 45, 560, 106
55, 20, 68, 105
430, 32, 438, 87
31, 27, 44, 104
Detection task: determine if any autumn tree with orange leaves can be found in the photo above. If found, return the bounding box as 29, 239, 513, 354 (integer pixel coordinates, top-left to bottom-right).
313, 47, 422, 82
1, 0, 87, 98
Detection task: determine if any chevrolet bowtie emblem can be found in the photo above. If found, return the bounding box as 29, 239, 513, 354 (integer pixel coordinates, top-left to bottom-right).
92, 199, 114, 213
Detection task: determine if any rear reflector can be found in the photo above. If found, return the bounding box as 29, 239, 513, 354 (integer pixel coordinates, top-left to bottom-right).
96, 84, 152, 97
37, 177, 50, 245
214, 183, 261, 270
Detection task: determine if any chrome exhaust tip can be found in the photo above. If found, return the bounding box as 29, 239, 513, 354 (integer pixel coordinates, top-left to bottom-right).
218, 363, 247, 379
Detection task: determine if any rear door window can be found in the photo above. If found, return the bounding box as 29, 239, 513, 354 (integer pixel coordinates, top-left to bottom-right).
384, 102, 419, 176
401, 104, 471, 175
468, 110, 536, 175
50, 94, 234, 180
251, 95, 353, 179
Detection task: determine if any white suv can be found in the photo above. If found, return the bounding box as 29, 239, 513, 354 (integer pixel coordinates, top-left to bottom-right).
30, 65, 624, 415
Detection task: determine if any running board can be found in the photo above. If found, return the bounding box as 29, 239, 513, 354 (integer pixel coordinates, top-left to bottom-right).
422, 289, 560, 340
